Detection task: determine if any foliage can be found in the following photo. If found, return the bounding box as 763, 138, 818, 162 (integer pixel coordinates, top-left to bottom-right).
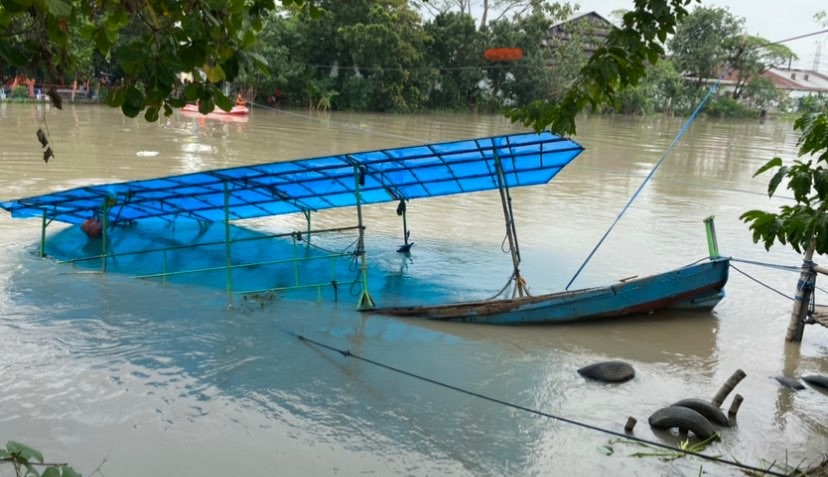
668, 7, 743, 86
505, 0, 702, 135
703, 96, 757, 118
423, 12, 485, 110
727, 36, 795, 99
741, 112, 828, 254
0, 0, 319, 120
798, 95, 828, 114
741, 76, 782, 110
11, 85, 27, 98
615, 60, 686, 115
0, 440, 81, 477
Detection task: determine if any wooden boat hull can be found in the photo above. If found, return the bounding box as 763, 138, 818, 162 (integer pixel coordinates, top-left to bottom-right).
370, 257, 730, 324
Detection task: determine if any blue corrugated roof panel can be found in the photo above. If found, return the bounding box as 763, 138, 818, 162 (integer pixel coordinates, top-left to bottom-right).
0, 132, 584, 225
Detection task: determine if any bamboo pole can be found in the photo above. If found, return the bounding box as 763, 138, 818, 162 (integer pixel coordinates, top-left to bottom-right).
787, 245, 815, 342
711, 369, 746, 408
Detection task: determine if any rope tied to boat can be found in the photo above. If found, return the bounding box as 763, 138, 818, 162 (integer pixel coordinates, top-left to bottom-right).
564, 62, 736, 291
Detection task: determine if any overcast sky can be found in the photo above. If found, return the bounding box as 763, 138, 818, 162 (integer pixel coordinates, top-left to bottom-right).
585, 0, 828, 71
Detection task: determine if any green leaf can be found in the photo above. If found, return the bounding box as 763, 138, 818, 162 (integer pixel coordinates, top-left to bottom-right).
167, 96, 186, 108
42, 467, 60, 477
767, 166, 788, 197
0, 41, 28, 67
204, 64, 226, 83
7, 441, 44, 464
753, 157, 782, 177
41, 0, 71, 16
198, 97, 215, 114
106, 86, 127, 108
183, 83, 200, 101
124, 85, 145, 109
144, 106, 160, 122
241, 30, 256, 49
122, 102, 141, 118
214, 91, 233, 112
61, 466, 82, 477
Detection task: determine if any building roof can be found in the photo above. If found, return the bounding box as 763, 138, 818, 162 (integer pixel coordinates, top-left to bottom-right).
763, 67, 828, 92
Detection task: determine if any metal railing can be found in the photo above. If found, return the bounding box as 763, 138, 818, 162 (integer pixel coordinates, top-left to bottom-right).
58, 225, 362, 300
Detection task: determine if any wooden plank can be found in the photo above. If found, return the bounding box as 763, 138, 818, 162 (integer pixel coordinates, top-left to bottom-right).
809, 305, 828, 328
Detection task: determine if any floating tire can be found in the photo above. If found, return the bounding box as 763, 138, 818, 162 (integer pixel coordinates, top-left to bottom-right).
648, 406, 716, 440
577, 361, 635, 383
802, 375, 828, 389
774, 376, 805, 391
671, 398, 730, 426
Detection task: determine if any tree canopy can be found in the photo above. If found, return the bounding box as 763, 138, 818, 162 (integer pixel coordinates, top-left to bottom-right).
0, 0, 317, 119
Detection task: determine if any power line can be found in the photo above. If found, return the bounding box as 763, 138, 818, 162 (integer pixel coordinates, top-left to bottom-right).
288, 331, 790, 477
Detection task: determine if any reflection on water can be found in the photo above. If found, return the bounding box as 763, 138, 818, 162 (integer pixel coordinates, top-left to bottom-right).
1, 104, 827, 475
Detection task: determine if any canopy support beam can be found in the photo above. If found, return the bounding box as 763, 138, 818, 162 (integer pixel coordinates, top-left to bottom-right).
224, 182, 233, 300
303, 209, 312, 246
493, 143, 529, 298
353, 165, 375, 310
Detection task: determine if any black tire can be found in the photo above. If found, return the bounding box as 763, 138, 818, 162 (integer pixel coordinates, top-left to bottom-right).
648, 406, 716, 440
774, 376, 805, 390
802, 375, 828, 389
577, 360, 635, 383
671, 398, 730, 426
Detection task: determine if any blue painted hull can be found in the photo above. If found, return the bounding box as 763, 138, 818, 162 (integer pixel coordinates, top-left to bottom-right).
372, 257, 730, 325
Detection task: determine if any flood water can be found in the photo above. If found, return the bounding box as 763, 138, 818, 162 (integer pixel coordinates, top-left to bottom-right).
1, 103, 827, 476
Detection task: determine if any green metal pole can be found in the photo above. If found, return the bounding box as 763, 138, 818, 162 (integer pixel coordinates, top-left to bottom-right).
353, 165, 375, 310
40, 211, 47, 258
704, 216, 720, 258
293, 234, 300, 286
224, 182, 233, 298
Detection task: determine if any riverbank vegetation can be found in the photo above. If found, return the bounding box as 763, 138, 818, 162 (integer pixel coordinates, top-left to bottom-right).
1, 1, 824, 120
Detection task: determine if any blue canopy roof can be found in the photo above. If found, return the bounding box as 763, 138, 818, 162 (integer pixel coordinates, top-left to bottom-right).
0, 132, 583, 225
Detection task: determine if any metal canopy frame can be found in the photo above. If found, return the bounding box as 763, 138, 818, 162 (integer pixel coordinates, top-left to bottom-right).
1, 132, 584, 310
1, 132, 584, 226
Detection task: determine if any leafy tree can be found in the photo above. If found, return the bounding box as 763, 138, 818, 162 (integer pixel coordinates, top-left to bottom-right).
412, 0, 536, 30
668, 6, 743, 87
423, 12, 486, 110
741, 113, 828, 254
335, 0, 433, 112
616, 60, 685, 115
0, 0, 319, 119
728, 36, 795, 99
505, 0, 702, 135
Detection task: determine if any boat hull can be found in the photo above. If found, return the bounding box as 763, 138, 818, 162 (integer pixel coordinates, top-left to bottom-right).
371, 257, 730, 324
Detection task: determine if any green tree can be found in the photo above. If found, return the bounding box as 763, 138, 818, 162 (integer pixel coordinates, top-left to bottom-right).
423, 12, 485, 110
728, 36, 795, 99
335, 0, 433, 112
505, 0, 702, 135
668, 6, 743, 87
741, 114, 828, 254
0, 0, 319, 119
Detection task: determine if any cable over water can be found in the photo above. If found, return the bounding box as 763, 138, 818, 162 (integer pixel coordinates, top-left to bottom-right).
564, 64, 735, 290
286, 330, 789, 477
